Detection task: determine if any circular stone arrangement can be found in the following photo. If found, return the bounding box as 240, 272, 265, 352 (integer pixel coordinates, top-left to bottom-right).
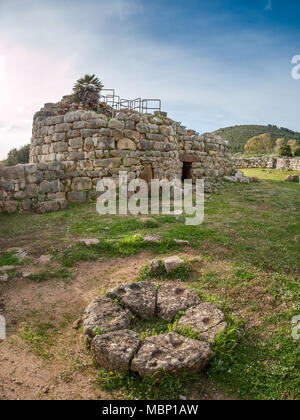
83, 282, 228, 377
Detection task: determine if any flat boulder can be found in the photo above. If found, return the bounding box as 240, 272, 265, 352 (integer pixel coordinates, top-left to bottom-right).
164, 256, 184, 273
106, 282, 156, 319
132, 332, 214, 377
83, 297, 132, 340
92, 330, 141, 372
177, 302, 227, 344
157, 284, 201, 320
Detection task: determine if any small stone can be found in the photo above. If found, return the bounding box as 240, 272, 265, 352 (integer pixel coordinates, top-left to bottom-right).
92, 330, 141, 372
132, 332, 214, 377
79, 239, 100, 247
0, 273, 9, 283
285, 174, 299, 183
72, 318, 82, 330
157, 284, 201, 320
164, 256, 184, 273
106, 282, 157, 319
149, 259, 163, 274
37, 255, 52, 265
174, 239, 189, 245
0, 266, 16, 272
143, 234, 163, 243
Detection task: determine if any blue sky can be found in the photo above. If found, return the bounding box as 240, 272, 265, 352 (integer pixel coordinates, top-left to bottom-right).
0, 0, 300, 158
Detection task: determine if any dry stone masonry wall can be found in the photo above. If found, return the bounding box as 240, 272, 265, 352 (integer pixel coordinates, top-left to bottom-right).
1, 96, 235, 214
234, 156, 300, 171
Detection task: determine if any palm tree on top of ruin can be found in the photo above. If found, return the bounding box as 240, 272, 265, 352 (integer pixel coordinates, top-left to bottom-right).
73, 74, 104, 111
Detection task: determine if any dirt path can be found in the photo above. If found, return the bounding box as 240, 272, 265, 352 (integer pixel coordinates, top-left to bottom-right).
0, 253, 151, 400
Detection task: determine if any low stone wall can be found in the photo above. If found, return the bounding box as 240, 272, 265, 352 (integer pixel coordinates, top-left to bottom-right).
234, 157, 300, 172
233, 157, 277, 169
0, 162, 68, 214
276, 158, 300, 172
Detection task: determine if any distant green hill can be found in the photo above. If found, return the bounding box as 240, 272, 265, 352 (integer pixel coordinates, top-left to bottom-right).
215, 125, 300, 153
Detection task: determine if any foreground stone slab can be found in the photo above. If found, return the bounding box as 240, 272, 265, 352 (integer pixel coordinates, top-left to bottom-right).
157, 284, 201, 320
83, 297, 132, 340
106, 282, 156, 319
177, 302, 227, 344
132, 332, 214, 377
92, 330, 141, 372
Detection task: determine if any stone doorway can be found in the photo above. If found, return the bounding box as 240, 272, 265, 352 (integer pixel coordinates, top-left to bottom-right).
182, 162, 192, 182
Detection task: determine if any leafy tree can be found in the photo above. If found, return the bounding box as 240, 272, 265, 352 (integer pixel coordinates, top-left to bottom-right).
274, 138, 285, 154
293, 147, 300, 157
73, 74, 104, 111
6, 144, 30, 167
244, 133, 272, 154
287, 139, 297, 154
279, 145, 293, 157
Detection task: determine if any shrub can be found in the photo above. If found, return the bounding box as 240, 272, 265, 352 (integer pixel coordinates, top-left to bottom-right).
279, 145, 293, 157
6, 144, 30, 166
294, 147, 300, 157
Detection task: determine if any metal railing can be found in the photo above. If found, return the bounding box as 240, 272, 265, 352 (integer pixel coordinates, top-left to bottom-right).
100, 89, 161, 114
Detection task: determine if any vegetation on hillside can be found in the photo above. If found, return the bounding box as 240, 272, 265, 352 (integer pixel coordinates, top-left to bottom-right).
216, 125, 300, 153
5, 144, 30, 167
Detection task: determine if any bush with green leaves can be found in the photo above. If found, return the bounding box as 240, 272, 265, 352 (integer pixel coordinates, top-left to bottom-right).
6, 144, 30, 167
294, 147, 300, 157
279, 145, 293, 157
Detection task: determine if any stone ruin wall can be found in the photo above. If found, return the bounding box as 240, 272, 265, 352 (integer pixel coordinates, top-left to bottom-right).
234, 156, 300, 171
0, 97, 234, 214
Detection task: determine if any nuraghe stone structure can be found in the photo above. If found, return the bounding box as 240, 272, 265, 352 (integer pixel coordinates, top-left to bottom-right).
0, 94, 235, 214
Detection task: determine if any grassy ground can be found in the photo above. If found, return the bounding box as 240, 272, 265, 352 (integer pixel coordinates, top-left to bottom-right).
0, 168, 299, 400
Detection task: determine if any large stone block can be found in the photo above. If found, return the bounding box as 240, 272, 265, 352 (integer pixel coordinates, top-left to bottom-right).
117, 138, 137, 151
67, 191, 87, 203
72, 177, 92, 191
108, 119, 125, 130
69, 137, 83, 149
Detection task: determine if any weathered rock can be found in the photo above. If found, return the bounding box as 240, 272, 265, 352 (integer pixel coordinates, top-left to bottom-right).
149, 259, 163, 274
132, 332, 214, 377
34, 201, 60, 214
157, 284, 201, 320
92, 330, 141, 372
285, 174, 299, 183
0, 265, 17, 272
0, 273, 9, 283
177, 302, 227, 344
37, 255, 52, 265
164, 256, 184, 273
83, 297, 132, 340
174, 239, 189, 245
106, 282, 157, 319
79, 238, 100, 246
143, 234, 163, 243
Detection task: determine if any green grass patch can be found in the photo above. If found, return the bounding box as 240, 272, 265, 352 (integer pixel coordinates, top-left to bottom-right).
0, 250, 19, 267
20, 322, 57, 360
28, 268, 74, 283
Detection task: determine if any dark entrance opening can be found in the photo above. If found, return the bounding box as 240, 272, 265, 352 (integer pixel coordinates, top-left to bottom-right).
182, 162, 192, 182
